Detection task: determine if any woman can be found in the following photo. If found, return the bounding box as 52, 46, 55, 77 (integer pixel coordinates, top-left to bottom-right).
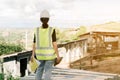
31, 10, 61, 80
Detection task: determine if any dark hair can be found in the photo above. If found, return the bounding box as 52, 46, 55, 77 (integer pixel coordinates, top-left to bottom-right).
40, 18, 49, 28
40, 18, 49, 23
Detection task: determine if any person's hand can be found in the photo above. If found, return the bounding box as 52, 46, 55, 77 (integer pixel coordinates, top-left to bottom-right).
54, 57, 63, 66
56, 57, 61, 63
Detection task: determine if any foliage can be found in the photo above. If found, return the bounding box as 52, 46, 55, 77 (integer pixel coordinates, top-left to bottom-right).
75, 26, 87, 38
0, 27, 87, 51
0, 73, 4, 80
55, 28, 68, 43
55, 28, 62, 41
0, 43, 24, 55
0, 35, 5, 43
7, 75, 19, 80
56, 26, 87, 43
0, 73, 20, 80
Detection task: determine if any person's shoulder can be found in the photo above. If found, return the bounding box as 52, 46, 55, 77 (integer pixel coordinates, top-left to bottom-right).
33, 27, 40, 32
49, 27, 55, 34
49, 27, 55, 30
34, 26, 41, 29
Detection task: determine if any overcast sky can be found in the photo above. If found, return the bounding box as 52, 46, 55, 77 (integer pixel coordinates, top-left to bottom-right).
0, 0, 120, 28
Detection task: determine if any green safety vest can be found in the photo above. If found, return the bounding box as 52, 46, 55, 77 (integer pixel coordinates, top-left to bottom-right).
35, 27, 56, 60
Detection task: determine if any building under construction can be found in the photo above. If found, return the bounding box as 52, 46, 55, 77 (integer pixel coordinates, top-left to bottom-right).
79, 31, 120, 55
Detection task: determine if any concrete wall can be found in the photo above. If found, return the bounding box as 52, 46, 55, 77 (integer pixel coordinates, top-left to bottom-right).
0, 51, 32, 78
58, 40, 87, 65
1, 40, 87, 77
3, 60, 19, 77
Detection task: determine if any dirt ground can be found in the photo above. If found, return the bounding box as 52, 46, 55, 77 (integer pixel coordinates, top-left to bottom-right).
71, 55, 120, 75
87, 57, 120, 74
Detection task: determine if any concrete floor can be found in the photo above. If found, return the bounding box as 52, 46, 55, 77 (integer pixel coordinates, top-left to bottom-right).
20, 67, 116, 80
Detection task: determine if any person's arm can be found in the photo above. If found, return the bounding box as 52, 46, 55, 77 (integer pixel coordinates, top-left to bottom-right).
52, 29, 60, 60
52, 42, 60, 58
31, 34, 36, 62
32, 43, 36, 57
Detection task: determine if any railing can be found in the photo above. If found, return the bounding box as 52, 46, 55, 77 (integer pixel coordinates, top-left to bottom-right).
57, 39, 87, 65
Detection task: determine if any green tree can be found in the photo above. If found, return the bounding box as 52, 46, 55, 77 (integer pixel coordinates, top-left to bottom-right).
76, 26, 87, 37
55, 28, 68, 43
0, 43, 24, 55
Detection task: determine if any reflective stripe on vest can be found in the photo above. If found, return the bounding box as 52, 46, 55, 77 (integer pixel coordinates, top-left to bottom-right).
35, 27, 56, 60
36, 53, 55, 56
36, 27, 52, 49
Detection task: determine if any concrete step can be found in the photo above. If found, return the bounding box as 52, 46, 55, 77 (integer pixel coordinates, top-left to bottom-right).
20, 67, 117, 80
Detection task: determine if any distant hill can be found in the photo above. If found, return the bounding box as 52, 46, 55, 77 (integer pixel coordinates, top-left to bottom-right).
1, 21, 120, 50
0, 28, 34, 50
87, 22, 120, 32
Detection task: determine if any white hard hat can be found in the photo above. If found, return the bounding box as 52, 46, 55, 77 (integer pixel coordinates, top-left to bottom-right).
40, 10, 50, 18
